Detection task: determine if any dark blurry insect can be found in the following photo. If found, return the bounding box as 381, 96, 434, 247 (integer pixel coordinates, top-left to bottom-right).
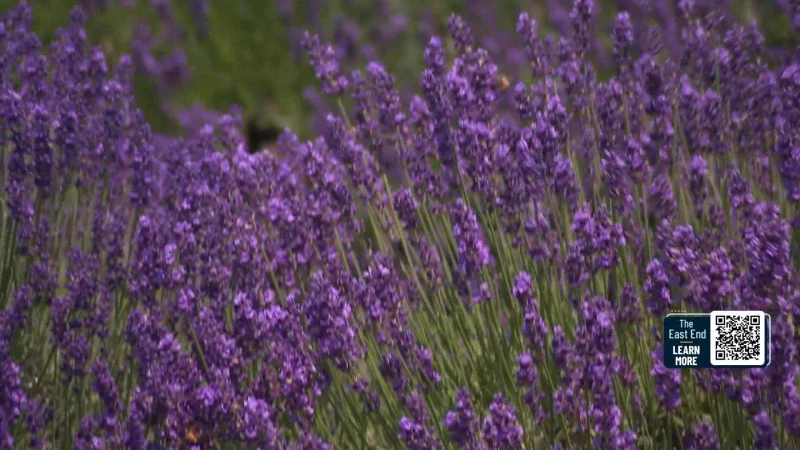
607, 269, 618, 304
392, 240, 408, 263
245, 120, 282, 154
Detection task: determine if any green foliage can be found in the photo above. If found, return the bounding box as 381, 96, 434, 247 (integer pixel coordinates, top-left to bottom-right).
2, 0, 316, 136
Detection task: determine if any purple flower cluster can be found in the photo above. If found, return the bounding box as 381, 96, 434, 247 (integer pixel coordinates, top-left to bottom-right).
130, 1, 192, 92
4, 1, 800, 449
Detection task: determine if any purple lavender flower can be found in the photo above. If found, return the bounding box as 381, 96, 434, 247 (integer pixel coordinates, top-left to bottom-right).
285, 431, 334, 450
349, 378, 380, 414
302, 31, 348, 95
754, 410, 779, 450
448, 14, 474, 53
29, 105, 53, 196
446, 70, 476, 118
189, 0, 209, 39
693, 246, 734, 311
421, 68, 456, 188
240, 397, 279, 445
612, 12, 634, 69
455, 119, 498, 200
91, 360, 123, 445
738, 203, 792, 307
305, 272, 361, 369
651, 344, 682, 411
379, 351, 409, 396
482, 393, 523, 449
51, 249, 102, 382
444, 389, 482, 448
516, 13, 550, 77
551, 325, 576, 375
688, 155, 708, 212
424, 36, 446, 77
575, 294, 617, 356
0, 317, 27, 450
566, 206, 626, 286
516, 352, 547, 424
512, 272, 549, 354
450, 198, 493, 303
647, 174, 677, 222
23, 399, 52, 450
570, 0, 596, 56
553, 154, 580, 211
685, 418, 720, 450
414, 346, 441, 387
398, 392, 440, 449
616, 283, 643, 324
392, 188, 419, 230
644, 258, 674, 315
151, 0, 184, 42
398, 417, 440, 450
359, 62, 406, 180
367, 62, 405, 131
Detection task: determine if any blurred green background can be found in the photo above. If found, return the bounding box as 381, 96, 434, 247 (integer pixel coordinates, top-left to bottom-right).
3, 0, 796, 144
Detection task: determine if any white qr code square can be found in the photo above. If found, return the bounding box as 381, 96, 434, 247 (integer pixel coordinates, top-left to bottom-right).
710, 311, 767, 366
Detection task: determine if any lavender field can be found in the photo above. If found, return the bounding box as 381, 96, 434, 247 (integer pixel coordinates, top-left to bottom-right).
2, 0, 800, 448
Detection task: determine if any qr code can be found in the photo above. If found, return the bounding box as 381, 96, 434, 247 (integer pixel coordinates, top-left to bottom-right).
710, 311, 767, 366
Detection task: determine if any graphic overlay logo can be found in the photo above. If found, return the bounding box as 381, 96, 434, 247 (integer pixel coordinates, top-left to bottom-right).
663, 311, 771, 369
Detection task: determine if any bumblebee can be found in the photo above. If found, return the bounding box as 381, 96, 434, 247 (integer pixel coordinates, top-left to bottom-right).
184, 422, 206, 446
496, 74, 511, 93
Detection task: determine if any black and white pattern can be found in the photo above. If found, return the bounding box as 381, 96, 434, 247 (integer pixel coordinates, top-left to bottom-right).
710, 311, 767, 366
